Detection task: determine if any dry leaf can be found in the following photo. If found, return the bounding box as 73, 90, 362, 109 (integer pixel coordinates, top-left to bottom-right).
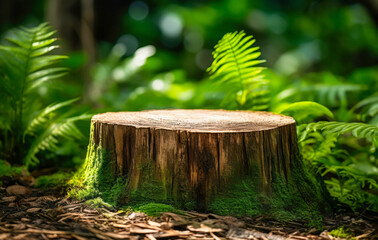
187, 224, 223, 233
27, 208, 41, 213
129, 227, 159, 234
1, 196, 16, 202
0, 233, 11, 240
6, 185, 31, 195
8, 202, 16, 207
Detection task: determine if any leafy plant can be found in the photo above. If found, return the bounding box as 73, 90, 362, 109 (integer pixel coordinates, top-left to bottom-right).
298, 121, 377, 144
0, 23, 90, 168
207, 30, 268, 110
297, 120, 378, 211
279, 101, 334, 124
354, 93, 378, 125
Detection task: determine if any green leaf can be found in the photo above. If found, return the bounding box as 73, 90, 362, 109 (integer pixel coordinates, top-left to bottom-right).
207, 30, 268, 110
0, 22, 89, 168
280, 101, 334, 123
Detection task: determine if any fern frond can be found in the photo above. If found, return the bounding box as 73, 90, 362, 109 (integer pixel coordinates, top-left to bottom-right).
24, 113, 92, 167
24, 98, 80, 137
0, 23, 68, 113
207, 31, 268, 110
0, 23, 90, 166
354, 93, 378, 125
298, 121, 378, 144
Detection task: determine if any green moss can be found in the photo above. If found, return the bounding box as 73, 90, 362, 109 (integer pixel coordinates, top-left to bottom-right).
84, 197, 113, 209
268, 174, 323, 228
35, 171, 73, 188
208, 165, 325, 227
0, 160, 24, 177
136, 203, 180, 217
329, 226, 355, 239
68, 123, 128, 206
208, 179, 261, 217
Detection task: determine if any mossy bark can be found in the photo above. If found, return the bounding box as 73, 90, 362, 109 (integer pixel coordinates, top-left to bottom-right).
75, 110, 331, 222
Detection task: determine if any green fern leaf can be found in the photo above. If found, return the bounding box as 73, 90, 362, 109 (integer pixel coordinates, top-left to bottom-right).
280, 101, 334, 123
24, 113, 92, 167
24, 98, 80, 137
207, 31, 268, 110
299, 121, 378, 144
0, 23, 90, 166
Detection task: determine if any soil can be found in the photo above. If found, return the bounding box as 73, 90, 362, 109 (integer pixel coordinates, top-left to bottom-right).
0, 176, 377, 240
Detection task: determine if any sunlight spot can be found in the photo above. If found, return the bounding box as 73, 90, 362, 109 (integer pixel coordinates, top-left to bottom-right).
274, 53, 299, 75
159, 12, 183, 38
184, 30, 203, 52
151, 79, 165, 91
129, 1, 149, 21
117, 34, 138, 56
112, 68, 126, 81
112, 43, 127, 57
131, 45, 156, 67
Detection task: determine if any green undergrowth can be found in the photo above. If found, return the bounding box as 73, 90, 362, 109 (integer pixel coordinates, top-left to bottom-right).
135, 203, 181, 217
0, 160, 24, 177
329, 226, 355, 239
84, 197, 114, 209
35, 171, 74, 188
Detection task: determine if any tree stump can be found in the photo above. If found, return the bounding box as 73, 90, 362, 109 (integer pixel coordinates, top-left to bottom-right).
78, 109, 331, 221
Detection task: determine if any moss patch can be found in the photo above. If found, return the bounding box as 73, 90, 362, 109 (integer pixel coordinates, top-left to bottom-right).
208, 179, 261, 217
68, 123, 128, 206
208, 162, 328, 227
35, 171, 73, 188
135, 203, 180, 217
84, 197, 114, 209
329, 226, 355, 239
0, 160, 24, 177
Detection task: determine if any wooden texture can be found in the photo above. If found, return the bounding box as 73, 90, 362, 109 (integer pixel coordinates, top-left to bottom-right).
89, 109, 316, 211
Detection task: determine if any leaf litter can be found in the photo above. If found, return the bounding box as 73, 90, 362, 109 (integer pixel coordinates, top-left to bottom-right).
0, 177, 377, 240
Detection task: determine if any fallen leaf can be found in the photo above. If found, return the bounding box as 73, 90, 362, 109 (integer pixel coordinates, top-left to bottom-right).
148, 221, 161, 227
132, 222, 161, 230
102, 232, 131, 239
38, 196, 57, 202
26, 208, 41, 213
12, 233, 29, 240
112, 223, 131, 228
8, 202, 16, 207
6, 185, 31, 195
1, 196, 16, 202
129, 227, 159, 234
128, 212, 146, 219
0, 233, 11, 240
187, 224, 223, 233
27, 202, 40, 207
146, 234, 157, 240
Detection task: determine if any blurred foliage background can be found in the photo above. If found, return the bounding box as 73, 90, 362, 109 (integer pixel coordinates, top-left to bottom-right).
0, 0, 377, 212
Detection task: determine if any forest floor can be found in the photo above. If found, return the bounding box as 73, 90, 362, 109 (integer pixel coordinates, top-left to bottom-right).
0, 176, 377, 240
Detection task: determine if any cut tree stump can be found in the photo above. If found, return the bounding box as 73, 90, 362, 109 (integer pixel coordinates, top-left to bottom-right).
79, 109, 331, 220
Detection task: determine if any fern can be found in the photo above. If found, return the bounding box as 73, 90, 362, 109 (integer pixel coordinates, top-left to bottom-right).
207, 30, 268, 110
298, 121, 378, 211
354, 93, 378, 125
0, 23, 90, 167
298, 121, 378, 144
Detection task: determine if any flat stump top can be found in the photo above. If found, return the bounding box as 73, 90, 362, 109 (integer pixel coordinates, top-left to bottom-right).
92, 109, 295, 133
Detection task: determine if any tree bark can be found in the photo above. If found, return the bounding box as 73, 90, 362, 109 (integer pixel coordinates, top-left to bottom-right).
81, 109, 331, 219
